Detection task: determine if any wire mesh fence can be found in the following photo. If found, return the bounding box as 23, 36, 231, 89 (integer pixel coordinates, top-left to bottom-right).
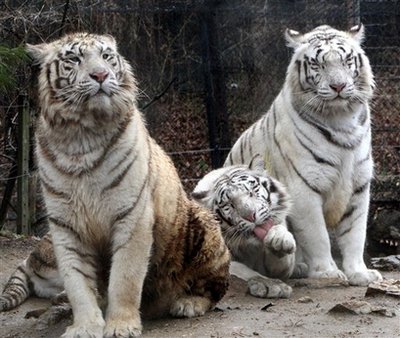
0, 0, 399, 235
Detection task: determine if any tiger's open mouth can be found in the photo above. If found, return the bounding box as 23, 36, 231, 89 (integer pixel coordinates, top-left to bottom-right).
253, 218, 274, 240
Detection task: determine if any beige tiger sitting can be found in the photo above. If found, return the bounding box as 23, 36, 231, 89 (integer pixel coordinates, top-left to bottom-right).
193, 156, 295, 298
0, 33, 230, 338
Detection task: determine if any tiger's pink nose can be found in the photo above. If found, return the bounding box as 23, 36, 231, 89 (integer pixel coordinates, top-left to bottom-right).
90, 71, 109, 83
244, 212, 256, 222
329, 83, 346, 93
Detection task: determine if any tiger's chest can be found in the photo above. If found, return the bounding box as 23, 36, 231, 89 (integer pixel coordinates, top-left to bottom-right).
44, 175, 119, 236
276, 107, 372, 227
38, 145, 141, 243
280, 104, 371, 187
322, 154, 356, 227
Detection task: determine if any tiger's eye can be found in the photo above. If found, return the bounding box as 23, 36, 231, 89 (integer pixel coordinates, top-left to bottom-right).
69, 56, 81, 64
102, 54, 109, 60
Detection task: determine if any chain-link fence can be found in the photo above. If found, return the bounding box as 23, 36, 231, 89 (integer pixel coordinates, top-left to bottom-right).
0, 0, 399, 236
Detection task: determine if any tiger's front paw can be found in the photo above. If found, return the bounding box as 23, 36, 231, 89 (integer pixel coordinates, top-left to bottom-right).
247, 276, 292, 299
265, 225, 296, 255
62, 321, 105, 338
346, 269, 382, 286
103, 317, 142, 338
309, 268, 347, 281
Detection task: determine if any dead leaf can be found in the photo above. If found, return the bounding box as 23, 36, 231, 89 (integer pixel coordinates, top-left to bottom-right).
291, 277, 349, 288
24, 308, 47, 319
36, 304, 73, 330
297, 296, 313, 303
366, 279, 400, 298
213, 307, 224, 312
260, 303, 274, 311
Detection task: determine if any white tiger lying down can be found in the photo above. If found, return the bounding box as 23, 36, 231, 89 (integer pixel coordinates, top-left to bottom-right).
193, 157, 296, 298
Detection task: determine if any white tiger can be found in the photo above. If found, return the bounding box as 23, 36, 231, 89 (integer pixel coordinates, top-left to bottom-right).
224, 24, 382, 286
18, 33, 230, 338
193, 156, 295, 298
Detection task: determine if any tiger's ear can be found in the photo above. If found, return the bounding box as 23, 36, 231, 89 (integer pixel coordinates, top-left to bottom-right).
285, 28, 304, 49
191, 190, 208, 201
103, 34, 117, 46
26, 43, 51, 65
248, 154, 265, 173
348, 24, 365, 43
192, 190, 213, 208
97, 34, 118, 50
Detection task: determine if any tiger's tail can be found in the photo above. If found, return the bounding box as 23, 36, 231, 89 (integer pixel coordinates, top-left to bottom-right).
0, 260, 32, 311
0, 235, 63, 312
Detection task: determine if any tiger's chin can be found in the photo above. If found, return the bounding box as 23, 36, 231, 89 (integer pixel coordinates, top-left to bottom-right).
311, 98, 361, 117
84, 94, 116, 118
88, 92, 111, 106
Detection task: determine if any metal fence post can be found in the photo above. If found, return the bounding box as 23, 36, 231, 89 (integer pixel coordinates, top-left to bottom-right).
200, 0, 231, 169
17, 93, 30, 234
0, 165, 17, 230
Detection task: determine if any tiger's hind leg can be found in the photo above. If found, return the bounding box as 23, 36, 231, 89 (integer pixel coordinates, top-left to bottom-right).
291, 245, 309, 278
170, 296, 211, 318
168, 267, 228, 318
168, 202, 230, 318
168, 258, 229, 319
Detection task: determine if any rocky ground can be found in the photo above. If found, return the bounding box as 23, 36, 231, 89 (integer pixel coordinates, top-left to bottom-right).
1, 236, 399, 338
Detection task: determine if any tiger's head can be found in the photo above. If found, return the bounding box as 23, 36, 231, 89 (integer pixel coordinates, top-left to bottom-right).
26, 33, 137, 125
285, 24, 374, 117
193, 157, 290, 246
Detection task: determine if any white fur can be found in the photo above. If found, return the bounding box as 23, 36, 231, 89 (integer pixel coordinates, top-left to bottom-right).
29, 34, 154, 338
225, 25, 382, 286
27, 33, 230, 338
193, 159, 295, 298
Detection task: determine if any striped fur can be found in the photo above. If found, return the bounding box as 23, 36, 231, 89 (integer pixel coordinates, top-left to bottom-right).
225, 25, 382, 286
193, 157, 295, 298
0, 235, 63, 312
0, 33, 230, 338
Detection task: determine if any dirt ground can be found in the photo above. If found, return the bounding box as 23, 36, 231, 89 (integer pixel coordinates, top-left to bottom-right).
1, 236, 399, 338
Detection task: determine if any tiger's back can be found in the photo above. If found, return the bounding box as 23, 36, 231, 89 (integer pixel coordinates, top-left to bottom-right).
141, 140, 230, 318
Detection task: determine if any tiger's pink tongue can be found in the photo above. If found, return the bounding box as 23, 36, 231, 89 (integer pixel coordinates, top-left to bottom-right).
253, 219, 274, 240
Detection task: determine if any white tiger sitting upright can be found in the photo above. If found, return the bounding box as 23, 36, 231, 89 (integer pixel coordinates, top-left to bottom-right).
224, 24, 382, 286
193, 156, 295, 298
